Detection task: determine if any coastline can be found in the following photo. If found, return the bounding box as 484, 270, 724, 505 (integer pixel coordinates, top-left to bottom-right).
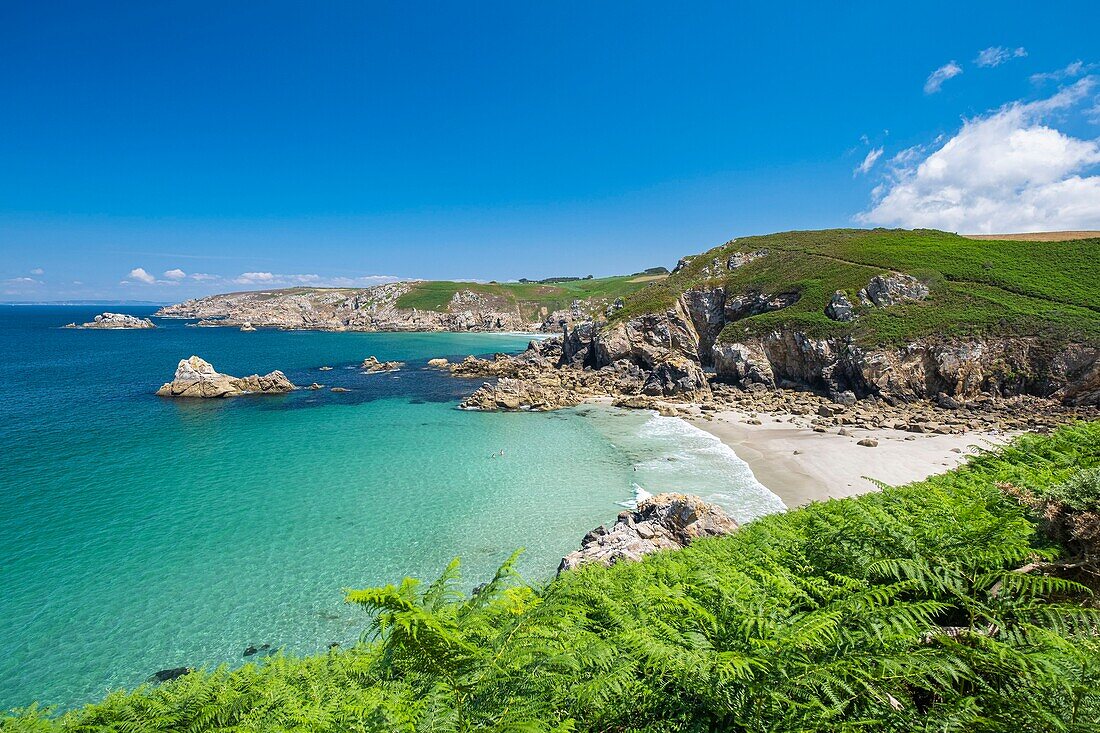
685, 406, 1012, 509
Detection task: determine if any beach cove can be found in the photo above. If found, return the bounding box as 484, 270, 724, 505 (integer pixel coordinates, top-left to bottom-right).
0, 307, 782, 710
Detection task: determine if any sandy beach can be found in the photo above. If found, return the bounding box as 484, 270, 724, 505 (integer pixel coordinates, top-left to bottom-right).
686, 407, 1012, 509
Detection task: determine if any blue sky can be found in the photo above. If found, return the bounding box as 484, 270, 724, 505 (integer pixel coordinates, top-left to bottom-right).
1, 1, 1098, 301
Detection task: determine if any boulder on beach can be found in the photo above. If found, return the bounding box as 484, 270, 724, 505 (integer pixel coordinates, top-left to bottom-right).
65, 312, 156, 329
156, 356, 295, 398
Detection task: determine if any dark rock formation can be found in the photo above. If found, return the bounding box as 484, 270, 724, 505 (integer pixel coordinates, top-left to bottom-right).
150, 667, 192, 683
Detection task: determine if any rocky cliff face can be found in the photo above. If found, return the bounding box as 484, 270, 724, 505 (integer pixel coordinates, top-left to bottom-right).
156, 282, 535, 332
156, 356, 295, 398
553, 274, 1099, 407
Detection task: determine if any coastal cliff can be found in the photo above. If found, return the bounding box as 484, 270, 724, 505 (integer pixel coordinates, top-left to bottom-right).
456, 229, 1100, 420
155, 274, 662, 333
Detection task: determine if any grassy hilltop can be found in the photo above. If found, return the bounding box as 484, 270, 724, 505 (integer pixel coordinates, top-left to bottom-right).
7, 421, 1100, 731
394, 274, 666, 320
619, 228, 1100, 347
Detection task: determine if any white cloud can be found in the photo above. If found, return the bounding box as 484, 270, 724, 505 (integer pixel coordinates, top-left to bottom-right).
30, 267, 44, 276
189, 272, 221, 281
233, 271, 277, 285
854, 147, 884, 176
975, 46, 1027, 68
924, 61, 963, 94
128, 267, 156, 284
164, 268, 186, 280
231, 272, 402, 288
5, 276, 41, 285
1031, 60, 1091, 85
858, 78, 1100, 233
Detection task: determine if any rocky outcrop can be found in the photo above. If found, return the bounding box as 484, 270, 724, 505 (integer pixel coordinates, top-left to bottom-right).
559, 493, 738, 572
858, 274, 928, 307
65, 312, 156, 329
825, 290, 855, 321
361, 356, 404, 372
156, 356, 295, 398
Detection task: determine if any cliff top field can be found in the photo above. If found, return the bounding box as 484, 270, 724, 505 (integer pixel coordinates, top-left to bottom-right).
7, 421, 1099, 732
619, 228, 1100, 347
392, 273, 664, 319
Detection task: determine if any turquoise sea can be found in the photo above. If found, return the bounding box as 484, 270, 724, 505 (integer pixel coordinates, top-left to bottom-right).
0, 306, 783, 710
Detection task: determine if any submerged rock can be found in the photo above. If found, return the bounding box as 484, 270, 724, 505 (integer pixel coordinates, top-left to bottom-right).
155, 356, 295, 398
65, 312, 156, 329
150, 667, 192, 683
559, 493, 738, 572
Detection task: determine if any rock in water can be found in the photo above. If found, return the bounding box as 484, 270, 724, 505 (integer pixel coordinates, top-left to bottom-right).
156, 356, 295, 398
66, 312, 156, 329
360, 356, 404, 372
150, 667, 192, 683
559, 493, 738, 572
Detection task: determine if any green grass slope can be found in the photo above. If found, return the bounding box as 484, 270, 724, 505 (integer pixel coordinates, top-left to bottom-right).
395, 275, 662, 320
618, 228, 1100, 347
8, 421, 1100, 732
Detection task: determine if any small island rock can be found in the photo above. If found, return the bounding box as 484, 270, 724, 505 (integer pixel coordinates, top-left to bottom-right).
66, 312, 156, 329
361, 356, 404, 372
156, 356, 295, 398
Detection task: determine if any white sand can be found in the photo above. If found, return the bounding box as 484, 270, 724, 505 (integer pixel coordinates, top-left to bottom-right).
686, 407, 1012, 509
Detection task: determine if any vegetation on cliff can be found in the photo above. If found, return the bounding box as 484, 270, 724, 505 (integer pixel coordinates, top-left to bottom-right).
394, 274, 662, 320
618, 228, 1100, 347
6, 421, 1100, 732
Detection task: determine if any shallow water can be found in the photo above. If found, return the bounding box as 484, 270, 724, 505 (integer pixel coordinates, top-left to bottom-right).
0, 306, 781, 709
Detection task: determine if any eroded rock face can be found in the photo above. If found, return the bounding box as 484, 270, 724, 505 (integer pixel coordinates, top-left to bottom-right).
66, 312, 156, 329
559, 493, 738, 572
713, 342, 775, 388
641, 356, 709, 397
156, 356, 295, 398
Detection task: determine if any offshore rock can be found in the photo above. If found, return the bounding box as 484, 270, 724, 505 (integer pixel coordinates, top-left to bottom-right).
66, 312, 156, 329
361, 356, 404, 372
156, 356, 295, 398
559, 493, 738, 572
